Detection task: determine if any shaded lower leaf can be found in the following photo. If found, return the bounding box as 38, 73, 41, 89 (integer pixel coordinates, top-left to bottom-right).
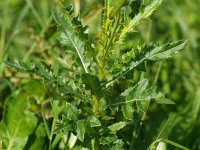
65, 102, 80, 120
53, 115, 73, 134
122, 104, 134, 120
136, 101, 150, 112
81, 73, 101, 96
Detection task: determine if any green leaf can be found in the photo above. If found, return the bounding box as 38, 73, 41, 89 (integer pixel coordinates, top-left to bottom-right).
64, 5, 98, 66
4, 60, 57, 84
53, 115, 73, 134
87, 116, 101, 127
65, 102, 79, 120
129, 0, 141, 18
4, 61, 88, 101
136, 101, 150, 112
111, 80, 174, 107
110, 139, 124, 150
121, 79, 149, 99
0, 90, 38, 150
100, 135, 118, 145
147, 40, 188, 61
76, 120, 86, 142
66, 5, 89, 41
108, 122, 126, 132
81, 73, 101, 95
155, 97, 175, 104
28, 123, 46, 150
53, 102, 80, 134
4, 60, 35, 72
120, 0, 163, 39
121, 79, 150, 113
54, 9, 88, 73
120, 79, 152, 105
106, 40, 187, 87
122, 104, 134, 120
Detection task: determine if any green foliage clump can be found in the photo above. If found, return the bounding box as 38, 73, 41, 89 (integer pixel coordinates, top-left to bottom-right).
0, 0, 190, 150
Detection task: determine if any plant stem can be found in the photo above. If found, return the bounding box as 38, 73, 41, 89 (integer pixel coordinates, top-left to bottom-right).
99, 13, 120, 78
92, 95, 99, 118
92, 95, 100, 150
153, 62, 162, 85
49, 100, 60, 150
94, 137, 100, 150
49, 114, 58, 150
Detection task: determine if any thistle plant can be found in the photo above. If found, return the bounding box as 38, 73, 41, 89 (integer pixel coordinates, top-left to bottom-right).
3, 0, 188, 149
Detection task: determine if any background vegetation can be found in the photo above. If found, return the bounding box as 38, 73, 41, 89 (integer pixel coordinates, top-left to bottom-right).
0, 0, 199, 149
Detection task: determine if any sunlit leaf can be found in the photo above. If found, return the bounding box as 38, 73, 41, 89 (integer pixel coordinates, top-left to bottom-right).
76, 120, 86, 142
87, 116, 101, 127
54, 9, 88, 73
108, 122, 126, 132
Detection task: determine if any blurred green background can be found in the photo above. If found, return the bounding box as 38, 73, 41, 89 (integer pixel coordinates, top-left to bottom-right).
0, 0, 200, 149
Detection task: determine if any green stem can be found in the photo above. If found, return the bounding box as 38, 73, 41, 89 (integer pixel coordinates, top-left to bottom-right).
48, 99, 60, 150
92, 95, 100, 150
92, 95, 99, 117
49, 114, 58, 150
99, 13, 120, 78
153, 62, 162, 85
95, 137, 100, 150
